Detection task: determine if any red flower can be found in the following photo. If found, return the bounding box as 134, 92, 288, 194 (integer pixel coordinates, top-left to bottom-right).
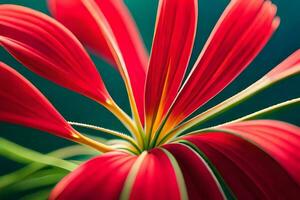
0, 0, 300, 199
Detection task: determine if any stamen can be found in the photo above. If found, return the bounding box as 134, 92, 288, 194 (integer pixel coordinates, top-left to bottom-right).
71, 131, 114, 153
68, 121, 141, 153
103, 100, 144, 149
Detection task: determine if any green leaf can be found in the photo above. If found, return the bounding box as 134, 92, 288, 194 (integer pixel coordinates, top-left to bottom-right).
0, 144, 97, 189
20, 189, 52, 200
6, 169, 65, 192
0, 138, 78, 171
0, 169, 65, 199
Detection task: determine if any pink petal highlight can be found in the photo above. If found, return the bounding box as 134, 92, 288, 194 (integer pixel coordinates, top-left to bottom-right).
0, 5, 110, 104
145, 0, 197, 133
266, 49, 300, 79
0, 62, 76, 140
167, 0, 279, 128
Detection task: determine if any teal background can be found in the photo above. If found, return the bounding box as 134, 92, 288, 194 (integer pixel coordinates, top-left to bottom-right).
0, 0, 299, 197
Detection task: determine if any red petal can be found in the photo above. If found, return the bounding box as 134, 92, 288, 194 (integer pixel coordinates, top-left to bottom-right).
51, 148, 185, 199
145, 0, 197, 133
129, 148, 182, 200
163, 143, 225, 200
50, 152, 136, 200
48, 0, 148, 121
0, 62, 76, 140
266, 49, 300, 79
0, 5, 110, 103
183, 122, 300, 199
48, 0, 148, 69
51, 149, 183, 200
220, 120, 300, 186
167, 0, 279, 127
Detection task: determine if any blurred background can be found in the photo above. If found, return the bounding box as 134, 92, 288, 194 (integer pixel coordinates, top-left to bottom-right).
0, 0, 299, 199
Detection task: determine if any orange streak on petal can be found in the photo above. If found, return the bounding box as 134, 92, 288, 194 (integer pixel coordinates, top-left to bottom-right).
145, 0, 197, 135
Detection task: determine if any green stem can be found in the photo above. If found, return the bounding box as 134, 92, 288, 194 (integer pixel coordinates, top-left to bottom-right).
172, 97, 300, 141
149, 115, 169, 149
218, 97, 300, 126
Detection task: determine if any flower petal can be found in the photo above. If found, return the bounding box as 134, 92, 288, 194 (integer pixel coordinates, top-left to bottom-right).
167, 0, 279, 127
266, 49, 300, 79
48, 0, 148, 69
219, 120, 300, 186
163, 143, 226, 199
48, 0, 148, 122
166, 50, 300, 139
51, 148, 187, 200
50, 152, 136, 200
128, 148, 183, 200
145, 0, 197, 134
183, 120, 300, 199
50, 120, 300, 199
0, 62, 76, 140
0, 5, 110, 104
50, 149, 185, 200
